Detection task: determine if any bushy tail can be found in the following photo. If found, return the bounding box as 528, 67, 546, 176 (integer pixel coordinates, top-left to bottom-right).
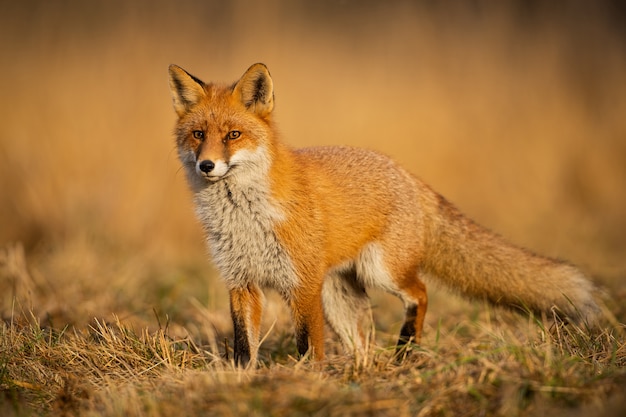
422, 194, 599, 323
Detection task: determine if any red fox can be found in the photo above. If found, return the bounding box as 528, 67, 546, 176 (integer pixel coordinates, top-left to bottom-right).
168, 63, 599, 366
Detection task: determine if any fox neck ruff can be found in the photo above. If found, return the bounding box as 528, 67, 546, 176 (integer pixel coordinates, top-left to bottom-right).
191, 146, 299, 296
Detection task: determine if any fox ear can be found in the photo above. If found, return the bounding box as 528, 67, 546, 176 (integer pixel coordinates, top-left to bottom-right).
168, 65, 206, 117
233, 63, 274, 118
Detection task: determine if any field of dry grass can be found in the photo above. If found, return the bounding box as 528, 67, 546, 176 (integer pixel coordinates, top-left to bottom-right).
1, 1, 625, 416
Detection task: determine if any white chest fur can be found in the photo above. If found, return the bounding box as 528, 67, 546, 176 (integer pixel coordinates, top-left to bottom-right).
193, 178, 298, 296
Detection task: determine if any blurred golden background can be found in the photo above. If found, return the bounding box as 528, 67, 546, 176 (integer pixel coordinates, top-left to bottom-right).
1, 1, 625, 329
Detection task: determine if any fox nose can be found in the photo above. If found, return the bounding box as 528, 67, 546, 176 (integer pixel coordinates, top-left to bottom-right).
198, 160, 215, 173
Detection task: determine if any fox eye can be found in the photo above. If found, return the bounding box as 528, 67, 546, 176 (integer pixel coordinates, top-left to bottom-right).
227, 130, 241, 140
192, 130, 204, 140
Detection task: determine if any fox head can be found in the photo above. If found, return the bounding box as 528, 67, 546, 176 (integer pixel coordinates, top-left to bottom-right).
168, 63, 275, 187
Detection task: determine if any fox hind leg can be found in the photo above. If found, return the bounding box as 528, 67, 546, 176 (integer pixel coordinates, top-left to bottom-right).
354, 243, 428, 353
322, 269, 372, 355
396, 275, 428, 354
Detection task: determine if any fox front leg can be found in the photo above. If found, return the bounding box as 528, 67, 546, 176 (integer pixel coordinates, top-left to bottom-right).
229, 285, 263, 367
289, 285, 326, 360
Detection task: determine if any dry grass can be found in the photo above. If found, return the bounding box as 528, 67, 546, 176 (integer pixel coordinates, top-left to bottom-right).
1, 1, 626, 416
1, 243, 625, 417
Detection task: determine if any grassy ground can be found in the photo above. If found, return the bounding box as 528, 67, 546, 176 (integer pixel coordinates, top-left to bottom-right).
1, 240, 625, 417
1, 239, 625, 417
1, 1, 626, 416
